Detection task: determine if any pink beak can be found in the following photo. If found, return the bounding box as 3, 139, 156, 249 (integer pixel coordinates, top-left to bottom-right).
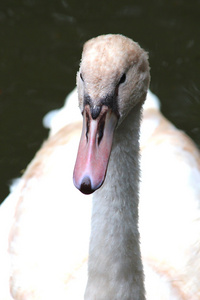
73, 105, 118, 194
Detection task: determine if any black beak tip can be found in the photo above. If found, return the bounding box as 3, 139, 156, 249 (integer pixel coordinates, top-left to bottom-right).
80, 176, 95, 195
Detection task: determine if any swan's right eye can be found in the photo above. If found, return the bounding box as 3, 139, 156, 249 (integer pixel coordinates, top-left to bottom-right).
80, 73, 84, 82
119, 73, 126, 85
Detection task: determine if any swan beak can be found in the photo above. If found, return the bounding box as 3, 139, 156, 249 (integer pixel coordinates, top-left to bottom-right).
73, 105, 118, 195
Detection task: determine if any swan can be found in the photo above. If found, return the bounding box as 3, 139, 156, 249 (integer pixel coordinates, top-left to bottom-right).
42, 87, 200, 297
0, 34, 200, 299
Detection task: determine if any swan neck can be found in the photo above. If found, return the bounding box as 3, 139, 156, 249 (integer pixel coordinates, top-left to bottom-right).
85, 103, 145, 300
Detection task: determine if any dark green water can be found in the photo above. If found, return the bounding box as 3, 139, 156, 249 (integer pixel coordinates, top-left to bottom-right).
0, 0, 200, 203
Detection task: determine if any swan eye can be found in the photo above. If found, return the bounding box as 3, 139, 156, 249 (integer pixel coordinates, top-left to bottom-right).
119, 73, 126, 84
80, 73, 84, 82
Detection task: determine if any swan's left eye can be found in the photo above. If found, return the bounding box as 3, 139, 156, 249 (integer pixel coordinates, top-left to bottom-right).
80, 73, 84, 81
119, 73, 126, 84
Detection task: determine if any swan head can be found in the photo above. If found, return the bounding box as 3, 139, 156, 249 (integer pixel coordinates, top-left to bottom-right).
73, 34, 150, 194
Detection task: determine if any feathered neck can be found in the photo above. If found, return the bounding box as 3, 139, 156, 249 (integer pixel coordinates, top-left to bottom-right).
84, 102, 145, 300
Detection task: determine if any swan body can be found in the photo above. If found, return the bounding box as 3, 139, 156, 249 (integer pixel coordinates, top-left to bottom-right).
6, 123, 91, 299
0, 34, 199, 300
140, 93, 200, 299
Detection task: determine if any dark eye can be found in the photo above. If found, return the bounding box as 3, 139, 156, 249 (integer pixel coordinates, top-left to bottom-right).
119, 73, 126, 84
80, 73, 84, 81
